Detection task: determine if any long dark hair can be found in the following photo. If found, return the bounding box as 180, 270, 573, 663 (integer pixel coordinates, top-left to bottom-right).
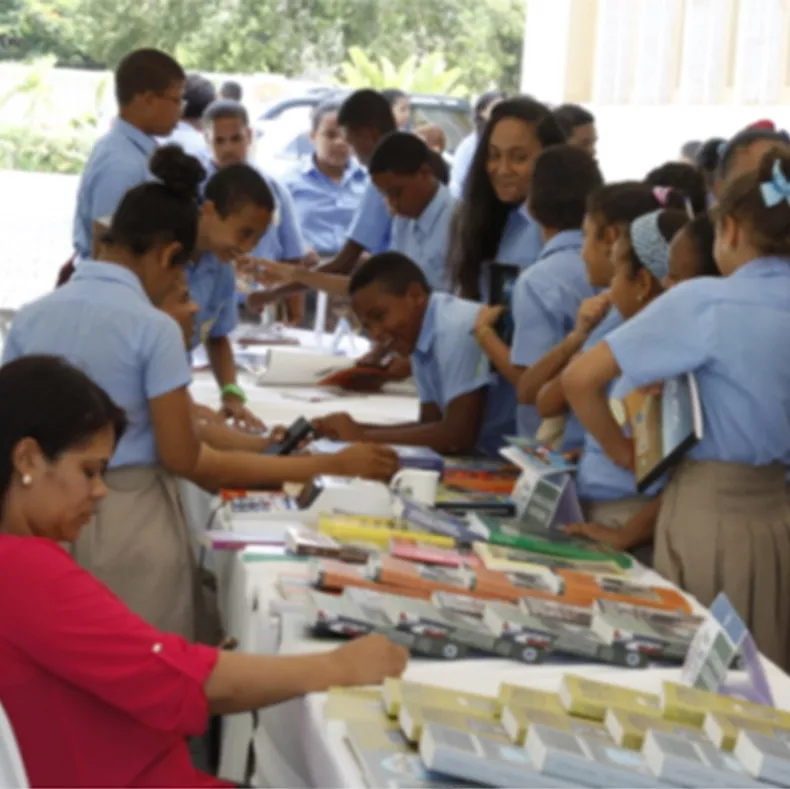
0, 356, 127, 499
450, 97, 565, 299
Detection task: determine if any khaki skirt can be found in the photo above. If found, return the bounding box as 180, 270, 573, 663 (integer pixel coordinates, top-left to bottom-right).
71, 466, 220, 643
582, 496, 655, 567
654, 459, 790, 670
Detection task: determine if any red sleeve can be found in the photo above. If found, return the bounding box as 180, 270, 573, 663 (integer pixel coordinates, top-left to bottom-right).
0, 537, 219, 737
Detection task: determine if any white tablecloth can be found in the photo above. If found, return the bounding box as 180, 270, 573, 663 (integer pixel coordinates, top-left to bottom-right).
211, 549, 790, 787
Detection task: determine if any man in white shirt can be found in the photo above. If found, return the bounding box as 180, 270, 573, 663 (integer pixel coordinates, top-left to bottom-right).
161, 73, 215, 167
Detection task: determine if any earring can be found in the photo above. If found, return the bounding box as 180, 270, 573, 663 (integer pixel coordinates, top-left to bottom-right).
21, 474, 32, 487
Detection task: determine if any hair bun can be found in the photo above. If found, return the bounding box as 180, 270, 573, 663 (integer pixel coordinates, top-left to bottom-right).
149, 145, 206, 201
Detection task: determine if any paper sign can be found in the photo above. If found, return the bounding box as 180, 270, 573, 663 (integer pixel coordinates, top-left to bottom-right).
681, 593, 774, 707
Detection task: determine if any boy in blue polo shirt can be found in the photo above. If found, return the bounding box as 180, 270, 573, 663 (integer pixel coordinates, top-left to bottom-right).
72, 49, 185, 262
313, 252, 517, 455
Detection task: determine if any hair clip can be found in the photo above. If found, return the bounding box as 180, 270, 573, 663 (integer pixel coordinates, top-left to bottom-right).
652, 186, 672, 206
760, 159, 790, 208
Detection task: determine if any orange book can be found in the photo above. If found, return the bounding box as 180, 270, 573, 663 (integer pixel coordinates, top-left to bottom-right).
442, 470, 519, 494
310, 559, 431, 600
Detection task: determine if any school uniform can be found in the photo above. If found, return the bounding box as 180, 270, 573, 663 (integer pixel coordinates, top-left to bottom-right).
347, 181, 392, 254
282, 157, 367, 256
2, 261, 208, 642
479, 205, 544, 301
577, 373, 660, 566
160, 121, 212, 168
390, 183, 456, 291
203, 161, 307, 262
186, 253, 237, 350
562, 307, 623, 452
412, 293, 517, 456
73, 119, 155, 260
510, 229, 593, 437
449, 130, 477, 199
605, 257, 790, 668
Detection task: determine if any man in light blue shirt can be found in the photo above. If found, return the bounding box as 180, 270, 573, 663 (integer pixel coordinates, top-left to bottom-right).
369, 132, 456, 291
201, 99, 307, 321
72, 49, 185, 261
313, 252, 517, 456
282, 100, 368, 257
159, 73, 215, 168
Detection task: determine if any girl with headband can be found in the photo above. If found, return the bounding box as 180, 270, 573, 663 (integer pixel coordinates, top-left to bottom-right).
563, 153, 790, 669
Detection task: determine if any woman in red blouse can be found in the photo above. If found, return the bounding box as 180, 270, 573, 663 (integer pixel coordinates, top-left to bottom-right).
0, 355, 408, 788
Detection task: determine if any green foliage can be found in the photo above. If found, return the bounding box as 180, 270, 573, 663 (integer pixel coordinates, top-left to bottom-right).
338, 47, 466, 96
1, 0, 526, 94
0, 124, 93, 172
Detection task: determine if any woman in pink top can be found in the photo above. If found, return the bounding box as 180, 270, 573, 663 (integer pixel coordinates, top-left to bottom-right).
0, 355, 407, 788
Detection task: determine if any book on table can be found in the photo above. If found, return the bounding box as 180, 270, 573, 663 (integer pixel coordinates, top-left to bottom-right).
380, 678, 497, 720
733, 728, 790, 786
558, 674, 660, 721
419, 721, 574, 788
623, 372, 703, 493
603, 707, 708, 751
309, 438, 444, 473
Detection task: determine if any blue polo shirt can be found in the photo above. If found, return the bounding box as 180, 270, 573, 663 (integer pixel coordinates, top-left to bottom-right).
282, 157, 368, 256
73, 119, 156, 260
2, 261, 191, 469
411, 293, 517, 455
186, 253, 238, 349
390, 184, 456, 291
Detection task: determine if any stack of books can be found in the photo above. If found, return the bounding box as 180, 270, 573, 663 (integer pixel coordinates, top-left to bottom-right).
322, 677, 790, 788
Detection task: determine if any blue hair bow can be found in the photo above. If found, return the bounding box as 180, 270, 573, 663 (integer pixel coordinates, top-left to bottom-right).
760, 159, 790, 208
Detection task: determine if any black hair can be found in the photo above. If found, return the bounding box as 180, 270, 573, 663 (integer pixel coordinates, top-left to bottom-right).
718, 128, 790, 180
382, 88, 409, 106
203, 99, 249, 128
680, 140, 702, 161
103, 145, 204, 265
311, 99, 342, 132
529, 145, 603, 231
645, 162, 707, 215
429, 150, 450, 186
204, 163, 275, 217
369, 131, 431, 176
219, 80, 243, 101
623, 209, 688, 277
0, 356, 127, 499
451, 96, 566, 299
682, 212, 720, 278
182, 74, 217, 121
717, 150, 790, 257
586, 182, 663, 234
115, 48, 185, 107
337, 90, 396, 135
349, 251, 430, 297
695, 137, 727, 174
552, 104, 595, 137
473, 90, 507, 133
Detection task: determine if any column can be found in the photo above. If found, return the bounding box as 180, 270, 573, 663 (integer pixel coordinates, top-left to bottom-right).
520, 0, 574, 104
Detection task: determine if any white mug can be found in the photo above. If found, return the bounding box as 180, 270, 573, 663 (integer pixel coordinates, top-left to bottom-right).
390, 468, 440, 506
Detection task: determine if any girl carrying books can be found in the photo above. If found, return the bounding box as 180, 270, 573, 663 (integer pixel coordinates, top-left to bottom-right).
563, 153, 790, 669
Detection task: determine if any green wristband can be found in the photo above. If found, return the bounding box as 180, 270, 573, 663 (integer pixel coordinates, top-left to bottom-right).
221, 383, 247, 404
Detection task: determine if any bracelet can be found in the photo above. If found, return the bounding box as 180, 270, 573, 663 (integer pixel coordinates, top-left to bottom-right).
221, 383, 247, 404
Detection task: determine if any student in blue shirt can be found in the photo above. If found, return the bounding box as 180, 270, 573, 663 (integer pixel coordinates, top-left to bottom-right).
186, 162, 275, 428
200, 99, 308, 322
313, 252, 517, 456
381, 88, 411, 129
282, 100, 367, 258
561, 208, 689, 566
563, 152, 790, 668
72, 48, 185, 262
449, 90, 506, 199
473, 145, 602, 437
3, 146, 399, 638
449, 97, 565, 301
552, 104, 598, 160
160, 73, 215, 167
714, 127, 790, 201
524, 183, 666, 447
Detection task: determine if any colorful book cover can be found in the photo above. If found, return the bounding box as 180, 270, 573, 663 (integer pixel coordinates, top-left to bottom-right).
558, 675, 660, 721
623, 373, 703, 493
318, 515, 455, 551
497, 685, 565, 716
473, 541, 627, 576
309, 558, 432, 599
388, 539, 482, 569
393, 496, 480, 544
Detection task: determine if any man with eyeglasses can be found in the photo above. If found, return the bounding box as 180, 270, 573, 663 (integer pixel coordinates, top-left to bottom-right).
71, 48, 186, 264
